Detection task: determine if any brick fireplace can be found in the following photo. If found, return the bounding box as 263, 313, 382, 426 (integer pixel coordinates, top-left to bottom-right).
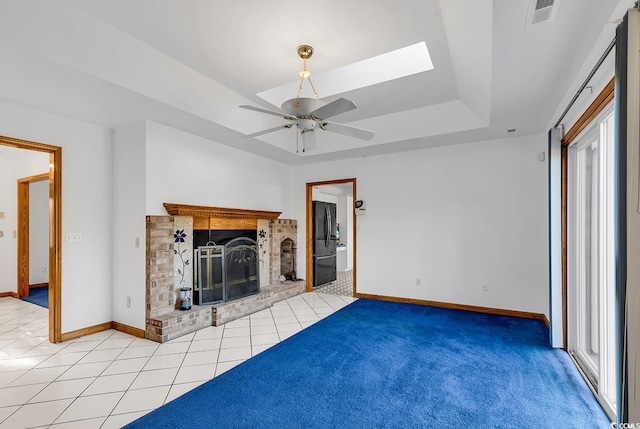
145, 204, 305, 342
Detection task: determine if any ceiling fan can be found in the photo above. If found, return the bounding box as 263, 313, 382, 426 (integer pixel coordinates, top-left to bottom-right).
239, 45, 375, 153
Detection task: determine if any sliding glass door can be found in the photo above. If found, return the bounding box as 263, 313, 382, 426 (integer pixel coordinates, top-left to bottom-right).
573, 132, 599, 381
567, 103, 616, 419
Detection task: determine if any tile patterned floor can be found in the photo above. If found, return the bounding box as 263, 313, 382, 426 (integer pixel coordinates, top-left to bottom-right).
314, 270, 353, 297
0, 292, 356, 428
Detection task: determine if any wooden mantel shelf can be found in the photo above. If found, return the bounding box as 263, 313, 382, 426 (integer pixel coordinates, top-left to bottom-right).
163, 203, 281, 230
163, 203, 281, 219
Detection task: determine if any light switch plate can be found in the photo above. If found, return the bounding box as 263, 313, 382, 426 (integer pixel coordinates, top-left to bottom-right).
66, 232, 83, 243
0, 230, 3, 238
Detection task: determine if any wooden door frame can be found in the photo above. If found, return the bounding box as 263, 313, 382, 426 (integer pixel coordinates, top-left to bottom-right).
1, 135, 62, 343
305, 178, 357, 295
17, 172, 50, 297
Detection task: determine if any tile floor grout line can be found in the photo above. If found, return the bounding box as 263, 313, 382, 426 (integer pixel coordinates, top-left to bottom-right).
159, 331, 198, 408
0, 293, 358, 428
49, 331, 135, 427
45, 332, 146, 426
211, 323, 225, 376
0, 381, 50, 426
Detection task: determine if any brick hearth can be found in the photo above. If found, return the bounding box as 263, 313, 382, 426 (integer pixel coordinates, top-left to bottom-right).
210, 280, 305, 326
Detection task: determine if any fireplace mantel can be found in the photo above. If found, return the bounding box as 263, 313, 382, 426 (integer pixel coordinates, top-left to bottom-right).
163, 203, 281, 219
164, 203, 281, 230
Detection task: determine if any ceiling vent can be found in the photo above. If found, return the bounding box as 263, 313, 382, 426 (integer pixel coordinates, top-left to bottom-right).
527, 0, 560, 25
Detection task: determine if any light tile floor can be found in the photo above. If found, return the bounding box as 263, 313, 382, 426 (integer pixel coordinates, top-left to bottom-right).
0, 292, 356, 428
314, 270, 353, 297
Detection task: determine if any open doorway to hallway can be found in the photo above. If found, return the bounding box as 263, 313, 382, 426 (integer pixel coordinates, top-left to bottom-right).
0, 136, 62, 343
17, 173, 50, 305
306, 179, 356, 297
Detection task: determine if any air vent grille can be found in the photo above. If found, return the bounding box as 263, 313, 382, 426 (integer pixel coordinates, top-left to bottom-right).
528, 0, 559, 25
535, 0, 554, 10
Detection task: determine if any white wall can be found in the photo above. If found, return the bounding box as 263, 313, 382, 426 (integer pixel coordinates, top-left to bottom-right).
0, 99, 113, 332
0, 157, 12, 292
0, 152, 49, 293
29, 179, 49, 284
337, 195, 347, 247
11, 153, 50, 181
346, 195, 354, 270
294, 134, 549, 317
112, 122, 147, 329
145, 121, 294, 217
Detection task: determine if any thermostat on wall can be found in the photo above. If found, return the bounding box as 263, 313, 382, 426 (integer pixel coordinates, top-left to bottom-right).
355, 200, 366, 215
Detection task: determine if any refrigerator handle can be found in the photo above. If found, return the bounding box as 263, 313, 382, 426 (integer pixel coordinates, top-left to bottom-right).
325, 205, 329, 247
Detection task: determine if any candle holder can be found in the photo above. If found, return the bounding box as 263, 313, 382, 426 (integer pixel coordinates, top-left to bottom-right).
179, 287, 192, 311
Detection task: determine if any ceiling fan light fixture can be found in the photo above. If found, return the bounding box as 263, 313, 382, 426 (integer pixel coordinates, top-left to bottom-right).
239, 45, 375, 152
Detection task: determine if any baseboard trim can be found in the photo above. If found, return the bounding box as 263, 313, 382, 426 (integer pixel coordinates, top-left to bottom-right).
61, 322, 112, 342
112, 321, 145, 338
542, 314, 550, 329
29, 283, 49, 289
60, 320, 146, 342
0, 293, 147, 340
354, 293, 548, 324
0, 291, 20, 298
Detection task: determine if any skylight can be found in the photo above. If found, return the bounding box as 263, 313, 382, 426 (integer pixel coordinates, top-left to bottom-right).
257, 42, 434, 107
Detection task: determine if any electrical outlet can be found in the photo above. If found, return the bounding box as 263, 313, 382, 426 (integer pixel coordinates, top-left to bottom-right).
482, 282, 488, 292
42, 267, 48, 273
416, 278, 421, 287
126, 296, 131, 308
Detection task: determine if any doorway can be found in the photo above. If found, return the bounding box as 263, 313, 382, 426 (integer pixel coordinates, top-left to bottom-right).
17, 173, 50, 298
305, 178, 357, 296
0, 135, 62, 343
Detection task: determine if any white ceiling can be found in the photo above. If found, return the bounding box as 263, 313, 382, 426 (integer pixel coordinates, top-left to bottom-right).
0, 0, 633, 165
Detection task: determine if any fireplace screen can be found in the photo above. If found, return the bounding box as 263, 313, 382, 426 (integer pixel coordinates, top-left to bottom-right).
194, 246, 224, 305
194, 237, 260, 305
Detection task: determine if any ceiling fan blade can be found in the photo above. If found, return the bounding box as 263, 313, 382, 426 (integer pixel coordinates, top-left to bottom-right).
309, 97, 357, 119
301, 130, 318, 151
244, 124, 292, 138
239, 105, 297, 121
320, 121, 375, 141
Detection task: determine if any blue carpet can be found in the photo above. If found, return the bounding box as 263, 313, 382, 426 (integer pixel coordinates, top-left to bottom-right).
126, 299, 609, 429
20, 287, 48, 308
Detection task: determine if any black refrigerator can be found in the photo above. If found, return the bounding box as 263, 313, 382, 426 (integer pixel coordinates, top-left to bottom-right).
313, 201, 337, 286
